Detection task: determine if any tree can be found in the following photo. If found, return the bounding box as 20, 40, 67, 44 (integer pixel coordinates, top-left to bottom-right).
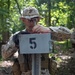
0, 0, 75, 42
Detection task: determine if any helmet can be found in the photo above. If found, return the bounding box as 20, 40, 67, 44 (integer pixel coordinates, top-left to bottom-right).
20, 6, 42, 19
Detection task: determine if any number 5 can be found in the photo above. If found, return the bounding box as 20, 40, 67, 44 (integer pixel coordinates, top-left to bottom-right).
29, 38, 37, 49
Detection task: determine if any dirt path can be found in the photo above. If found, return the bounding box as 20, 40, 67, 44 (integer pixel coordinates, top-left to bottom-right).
56, 49, 75, 75
0, 48, 75, 75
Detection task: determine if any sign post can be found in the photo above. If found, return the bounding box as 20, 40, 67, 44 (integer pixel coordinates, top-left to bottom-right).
19, 33, 52, 75
32, 54, 41, 75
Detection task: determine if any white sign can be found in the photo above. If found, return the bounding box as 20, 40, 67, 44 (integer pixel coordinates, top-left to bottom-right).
19, 33, 52, 54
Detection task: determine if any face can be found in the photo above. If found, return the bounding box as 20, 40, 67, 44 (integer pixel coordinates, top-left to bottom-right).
21, 17, 40, 33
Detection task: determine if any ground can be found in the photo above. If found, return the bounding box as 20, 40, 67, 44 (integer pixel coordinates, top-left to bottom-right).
0, 44, 75, 75
56, 49, 75, 75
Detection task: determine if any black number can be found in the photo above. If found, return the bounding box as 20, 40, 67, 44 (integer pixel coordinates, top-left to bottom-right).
29, 38, 37, 49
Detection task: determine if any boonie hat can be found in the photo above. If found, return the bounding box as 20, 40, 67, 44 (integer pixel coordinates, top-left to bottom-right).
20, 6, 42, 19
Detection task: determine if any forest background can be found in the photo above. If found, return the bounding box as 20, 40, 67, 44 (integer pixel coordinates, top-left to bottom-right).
0, 0, 75, 42
0, 1, 75, 75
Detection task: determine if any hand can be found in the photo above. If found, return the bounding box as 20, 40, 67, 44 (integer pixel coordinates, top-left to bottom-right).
32, 25, 51, 33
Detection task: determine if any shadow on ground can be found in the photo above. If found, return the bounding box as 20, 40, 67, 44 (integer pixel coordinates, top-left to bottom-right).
56, 48, 75, 75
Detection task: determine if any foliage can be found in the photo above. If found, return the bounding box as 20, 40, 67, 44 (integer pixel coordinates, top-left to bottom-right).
0, 0, 75, 41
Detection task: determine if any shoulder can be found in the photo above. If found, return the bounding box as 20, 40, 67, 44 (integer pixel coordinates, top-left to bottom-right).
12, 29, 26, 37
13, 31, 21, 36
12, 29, 27, 45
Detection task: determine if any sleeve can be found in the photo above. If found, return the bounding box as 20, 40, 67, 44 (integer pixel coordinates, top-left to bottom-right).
1, 34, 18, 60
49, 26, 71, 41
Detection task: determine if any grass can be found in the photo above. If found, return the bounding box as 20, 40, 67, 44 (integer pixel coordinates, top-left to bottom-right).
53, 39, 72, 53
49, 39, 73, 62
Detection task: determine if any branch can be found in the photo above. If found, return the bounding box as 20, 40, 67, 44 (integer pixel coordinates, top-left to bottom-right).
14, 0, 21, 14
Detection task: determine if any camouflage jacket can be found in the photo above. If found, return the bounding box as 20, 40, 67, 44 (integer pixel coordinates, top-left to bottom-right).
1, 26, 71, 60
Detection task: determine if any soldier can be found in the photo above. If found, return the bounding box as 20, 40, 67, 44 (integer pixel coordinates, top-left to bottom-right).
1, 6, 71, 75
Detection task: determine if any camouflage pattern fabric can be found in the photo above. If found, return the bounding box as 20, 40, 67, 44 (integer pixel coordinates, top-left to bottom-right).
50, 26, 71, 41
1, 26, 71, 75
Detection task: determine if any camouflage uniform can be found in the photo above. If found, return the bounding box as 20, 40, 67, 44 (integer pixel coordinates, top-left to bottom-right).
1, 6, 71, 75
1, 30, 32, 75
